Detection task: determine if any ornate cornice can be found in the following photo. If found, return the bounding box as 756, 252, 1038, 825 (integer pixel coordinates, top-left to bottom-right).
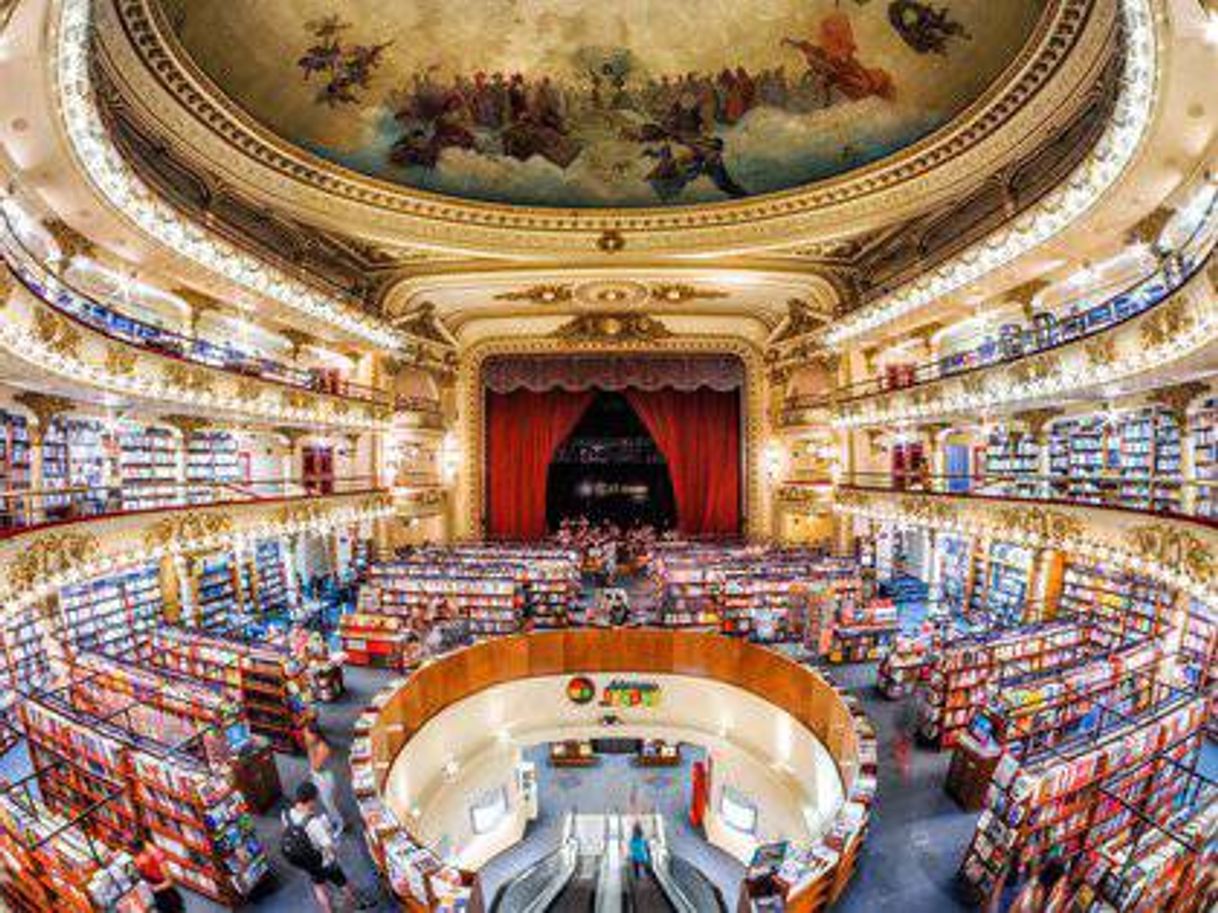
549, 313, 674, 343
94, 0, 1109, 258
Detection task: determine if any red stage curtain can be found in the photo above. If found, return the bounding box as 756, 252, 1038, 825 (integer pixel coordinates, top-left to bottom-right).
486, 389, 595, 540
625, 388, 740, 537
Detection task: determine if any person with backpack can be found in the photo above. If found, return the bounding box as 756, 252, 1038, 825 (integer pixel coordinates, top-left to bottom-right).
283, 781, 375, 911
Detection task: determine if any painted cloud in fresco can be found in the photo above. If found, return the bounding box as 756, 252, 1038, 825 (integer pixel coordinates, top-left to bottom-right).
161, 0, 1047, 209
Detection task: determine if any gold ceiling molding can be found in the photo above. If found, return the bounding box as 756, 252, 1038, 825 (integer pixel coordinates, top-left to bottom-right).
1140, 299, 1195, 349
771, 299, 828, 345
99, 0, 1106, 254
161, 362, 215, 394
159, 414, 211, 437
395, 302, 454, 347
495, 284, 575, 305
1125, 206, 1175, 249
105, 344, 139, 376
1083, 336, 1116, 368
14, 390, 74, 428
143, 511, 234, 549
0, 265, 12, 302
549, 313, 674, 344
279, 328, 317, 360
493, 281, 730, 308
9, 531, 99, 592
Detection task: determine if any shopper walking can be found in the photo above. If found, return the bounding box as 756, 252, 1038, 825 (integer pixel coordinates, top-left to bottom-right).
282, 782, 375, 912
628, 823, 650, 880
304, 721, 345, 835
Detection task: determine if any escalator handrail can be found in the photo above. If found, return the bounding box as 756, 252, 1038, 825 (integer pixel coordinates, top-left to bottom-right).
526, 839, 580, 913
594, 820, 624, 913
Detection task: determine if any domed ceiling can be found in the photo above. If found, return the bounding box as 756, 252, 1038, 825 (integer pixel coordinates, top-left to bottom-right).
156, 0, 1048, 210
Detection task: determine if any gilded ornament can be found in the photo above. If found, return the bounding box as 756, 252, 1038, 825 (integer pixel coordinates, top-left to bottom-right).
0, 264, 13, 303
903, 495, 958, 526
33, 309, 82, 358
961, 375, 988, 397
105, 344, 138, 376
549, 313, 673, 343
1008, 353, 1058, 386
162, 362, 215, 394
833, 489, 871, 509
283, 390, 312, 411
649, 284, 728, 303
494, 284, 574, 304
1129, 524, 1215, 583
1148, 380, 1209, 427
995, 506, 1083, 545
234, 377, 262, 402
1140, 300, 1194, 349
143, 511, 233, 549
1083, 336, 1116, 367
9, 531, 99, 592
1013, 407, 1062, 440
276, 502, 329, 528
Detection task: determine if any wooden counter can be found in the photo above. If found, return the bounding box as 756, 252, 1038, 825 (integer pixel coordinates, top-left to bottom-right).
353, 629, 870, 912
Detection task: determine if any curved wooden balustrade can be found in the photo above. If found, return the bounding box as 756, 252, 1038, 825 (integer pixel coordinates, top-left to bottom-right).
354, 629, 872, 913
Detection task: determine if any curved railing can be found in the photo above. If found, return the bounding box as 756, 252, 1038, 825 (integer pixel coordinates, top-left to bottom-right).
831, 249, 1218, 428
351, 630, 873, 912
836, 192, 1218, 404
836, 471, 1218, 524
0, 475, 386, 538
0, 212, 393, 406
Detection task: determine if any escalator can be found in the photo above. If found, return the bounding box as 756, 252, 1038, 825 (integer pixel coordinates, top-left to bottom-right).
546, 853, 600, 912
625, 868, 676, 912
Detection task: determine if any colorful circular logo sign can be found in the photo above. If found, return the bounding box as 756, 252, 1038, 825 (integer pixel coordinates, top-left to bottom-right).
566, 676, 596, 705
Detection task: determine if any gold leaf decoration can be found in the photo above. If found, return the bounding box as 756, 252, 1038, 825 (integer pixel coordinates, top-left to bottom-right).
1008, 353, 1058, 387
649, 283, 728, 303
9, 531, 99, 592
1140, 300, 1194, 349
234, 377, 262, 402
143, 511, 233, 549
494, 284, 574, 304
0, 264, 13, 304
105, 344, 138, 376
276, 502, 329, 528
1129, 524, 1215, 583
903, 495, 958, 526
549, 313, 673, 343
33, 309, 82, 357
995, 506, 1083, 544
1083, 336, 1116, 367
283, 390, 312, 411
1147, 380, 1209, 427
961, 375, 987, 397
1013, 407, 1062, 439
162, 362, 214, 394
833, 489, 871, 509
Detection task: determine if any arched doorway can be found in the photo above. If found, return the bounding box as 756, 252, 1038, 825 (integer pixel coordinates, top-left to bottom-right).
545, 391, 677, 532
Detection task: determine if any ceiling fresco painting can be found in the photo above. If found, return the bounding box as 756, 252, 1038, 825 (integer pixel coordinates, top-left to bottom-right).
159, 0, 1048, 209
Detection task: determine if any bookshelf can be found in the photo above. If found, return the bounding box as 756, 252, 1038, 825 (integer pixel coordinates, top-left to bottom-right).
186, 430, 240, 499
915, 622, 1096, 748
982, 428, 1040, 496
1058, 560, 1175, 650
0, 780, 153, 913
118, 424, 179, 510
1113, 406, 1183, 513
1181, 599, 1216, 738
960, 639, 1161, 761
1065, 786, 1217, 912
827, 598, 898, 663
1048, 415, 1108, 505
968, 540, 1036, 626
877, 633, 936, 699
60, 564, 163, 657
958, 697, 1207, 904
253, 539, 293, 617
2, 603, 58, 695
1193, 396, 1218, 517
42, 418, 107, 517
187, 550, 241, 632
935, 533, 973, 617
0, 409, 32, 527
